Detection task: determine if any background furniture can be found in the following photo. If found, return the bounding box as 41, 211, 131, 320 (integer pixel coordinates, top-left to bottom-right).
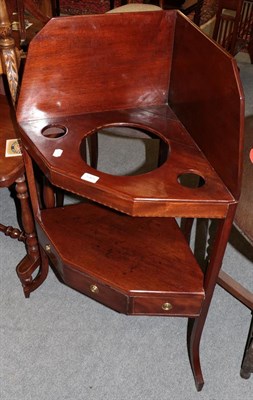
0, 0, 47, 297
208, 0, 253, 379
113, 0, 204, 24
218, 116, 253, 379
212, 0, 253, 62
16, 10, 244, 390
6, 0, 55, 45
6, 0, 209, 49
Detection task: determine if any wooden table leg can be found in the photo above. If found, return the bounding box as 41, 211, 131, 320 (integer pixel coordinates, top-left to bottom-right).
187, 204, 237, 391
16, 246, 49, 298
241, 314, 253, 379
15, 174, 48, 297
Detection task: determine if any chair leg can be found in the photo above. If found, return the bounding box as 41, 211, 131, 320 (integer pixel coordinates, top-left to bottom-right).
187, 204, 237, 391
15, 175, 38, 259
248, 38, 253, 64
15, 174, 48, 297
0, 222, 26, 242
240, 313, 253, 379
16, 0, 26, 43
193, 0, 204, 26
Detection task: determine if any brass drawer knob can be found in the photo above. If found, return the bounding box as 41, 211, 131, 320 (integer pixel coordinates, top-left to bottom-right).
45, 244, 51, 252
90, 284, 99, 294
162, 302, 173, 311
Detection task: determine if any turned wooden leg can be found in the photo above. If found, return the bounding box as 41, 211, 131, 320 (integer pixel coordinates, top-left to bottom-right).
15, 174, 48, 297
240, 314, 253, 379
187, 204, 237, 391
0, 222, 26, 242
15, 175, 39, 259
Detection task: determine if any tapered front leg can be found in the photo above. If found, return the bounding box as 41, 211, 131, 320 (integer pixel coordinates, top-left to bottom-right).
187, 204, 237, 391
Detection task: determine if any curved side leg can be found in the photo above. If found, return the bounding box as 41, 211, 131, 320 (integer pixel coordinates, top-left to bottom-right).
187, 317, 204, 391
241, 340, 253, 379
15, 174, 48, 297
187, 204, 237, 391
240, 314, 253, 379
16, 245, 49, 298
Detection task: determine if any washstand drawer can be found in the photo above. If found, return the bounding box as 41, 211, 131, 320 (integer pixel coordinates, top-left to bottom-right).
132, 295, 203, 317
62, 266, 129, 314
38, 230, 128, 314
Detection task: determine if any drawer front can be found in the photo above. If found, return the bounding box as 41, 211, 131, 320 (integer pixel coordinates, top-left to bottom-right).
38, 228, 129, 313
63, 266, 129, 313
133, 295, 204, 317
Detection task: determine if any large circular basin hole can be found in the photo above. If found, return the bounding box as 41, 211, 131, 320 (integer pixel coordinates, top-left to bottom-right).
80, 126, 169, 176
41, 124, 67, 139
178, 172, 205, 188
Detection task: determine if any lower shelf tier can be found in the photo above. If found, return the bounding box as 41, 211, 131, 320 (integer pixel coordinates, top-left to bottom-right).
37, 202, 205, 316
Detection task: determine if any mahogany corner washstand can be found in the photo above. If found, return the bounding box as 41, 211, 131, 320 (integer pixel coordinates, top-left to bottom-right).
16, 11, 244, 391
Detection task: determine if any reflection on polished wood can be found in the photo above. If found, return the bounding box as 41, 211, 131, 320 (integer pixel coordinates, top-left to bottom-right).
17, 11, 244, 390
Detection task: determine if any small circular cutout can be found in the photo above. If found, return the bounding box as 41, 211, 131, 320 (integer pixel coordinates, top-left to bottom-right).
177, 172, 205, 189
41, 124, 67, 139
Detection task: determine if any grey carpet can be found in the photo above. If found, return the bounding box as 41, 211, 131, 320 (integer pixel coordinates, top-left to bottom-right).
0, 53, 253, 400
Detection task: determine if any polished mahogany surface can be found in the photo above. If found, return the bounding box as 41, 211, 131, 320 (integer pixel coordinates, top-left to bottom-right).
169, 14, 244, 200
18, 11, 175, 119
17, 11, 243, 217
0, 95, 24, 187
18, 106, 234, 218
37, 202, 204, 316
16, 11, 245, 390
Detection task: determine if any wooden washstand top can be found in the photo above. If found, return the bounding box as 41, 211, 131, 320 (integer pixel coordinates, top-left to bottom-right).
17, 11, 244, 218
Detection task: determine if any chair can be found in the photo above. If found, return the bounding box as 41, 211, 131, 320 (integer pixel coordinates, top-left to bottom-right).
7, 0, 56, 45
0, 0, 48, 297
212, 0, 253, 62
118, 0, 204, 25
206, 0, 253, 377
218, 116, 253, 379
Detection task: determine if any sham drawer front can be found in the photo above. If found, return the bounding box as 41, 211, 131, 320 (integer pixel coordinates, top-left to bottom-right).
132, 295, 204, 317
62, 265, 129, 314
